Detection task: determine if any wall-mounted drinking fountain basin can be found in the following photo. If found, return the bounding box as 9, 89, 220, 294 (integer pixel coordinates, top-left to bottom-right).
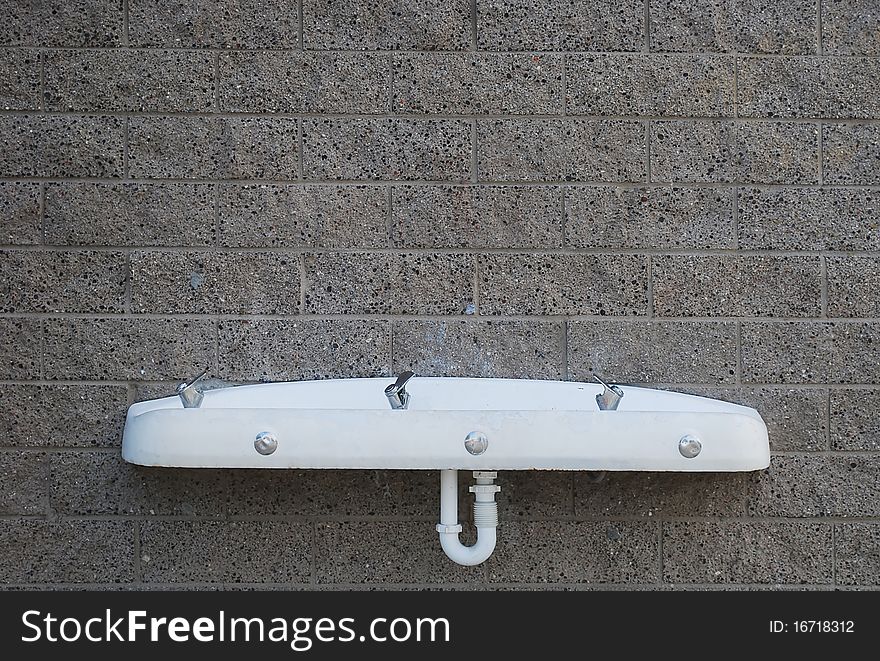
122, 375, 769, 566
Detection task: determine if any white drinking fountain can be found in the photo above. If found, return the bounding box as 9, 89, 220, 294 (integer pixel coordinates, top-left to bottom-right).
122, 372, 770, 566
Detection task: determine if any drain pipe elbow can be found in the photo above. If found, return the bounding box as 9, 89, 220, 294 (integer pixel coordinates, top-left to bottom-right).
436, 469, 500, 566
439, 526, 496, 567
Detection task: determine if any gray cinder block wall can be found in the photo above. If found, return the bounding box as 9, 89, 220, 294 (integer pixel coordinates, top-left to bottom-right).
1, 0, 879, 590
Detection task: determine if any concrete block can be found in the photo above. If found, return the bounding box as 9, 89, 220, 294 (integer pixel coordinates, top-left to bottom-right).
568, 320, 737, 383
567, 54, 734, 116
50, 452, 226, 516
303, 252, 474, 314
651, 120, 819, 184
393, 53, 562, 114
0, 451, 46, 515
227, 469, 437, 517
652, 255, 822, 317
496, 471, 573, 517
0, 384, 128, 447
220, 52, 389, 113
738, 187, 880, 250
45, 183, 215, 247
0, 318, 40, 379
738, 57, 880, 119
315, 521, 483, 583
823, 123, 880, 184
649, 0, 817, 54
392, 185, 563, 249
835, 523, 880, 585
831, 389, 880, 451
219, 184, 387, 248
302, 118, 471, 181
746, 455, 880, 517
0, 250, 127, 313
663, 522, 832, 584
43, 318, 215, 380
741, 322, 832, 384
575, 472, 748, 517
488, 521, 659, 583
0, 115, 123, 177
822, 0, 880, 55
478, 119, 647, 182
0, 0, 123, 47
0, 49, 40, 109
0, 520, 134, 583
478, 254, 649, 315
477, 0, 644, 51
131, 250, 299, 314
218, 319, 391, 381
0, 182, 41, 244
129, 117, 299, 179
44, 50, 215, 112
830, 323, 880, 384
827, 256, 880, 317
304, 0, 471, 50
565, 187, 735, 249
130, 0, 297, 48
392, 319, 565, 379
140, 521, 311, 583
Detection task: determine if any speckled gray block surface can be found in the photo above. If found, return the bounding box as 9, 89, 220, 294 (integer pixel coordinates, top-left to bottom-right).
1, 0, 879, 590
649, 0, 818, 54
218, 319, 391, 381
